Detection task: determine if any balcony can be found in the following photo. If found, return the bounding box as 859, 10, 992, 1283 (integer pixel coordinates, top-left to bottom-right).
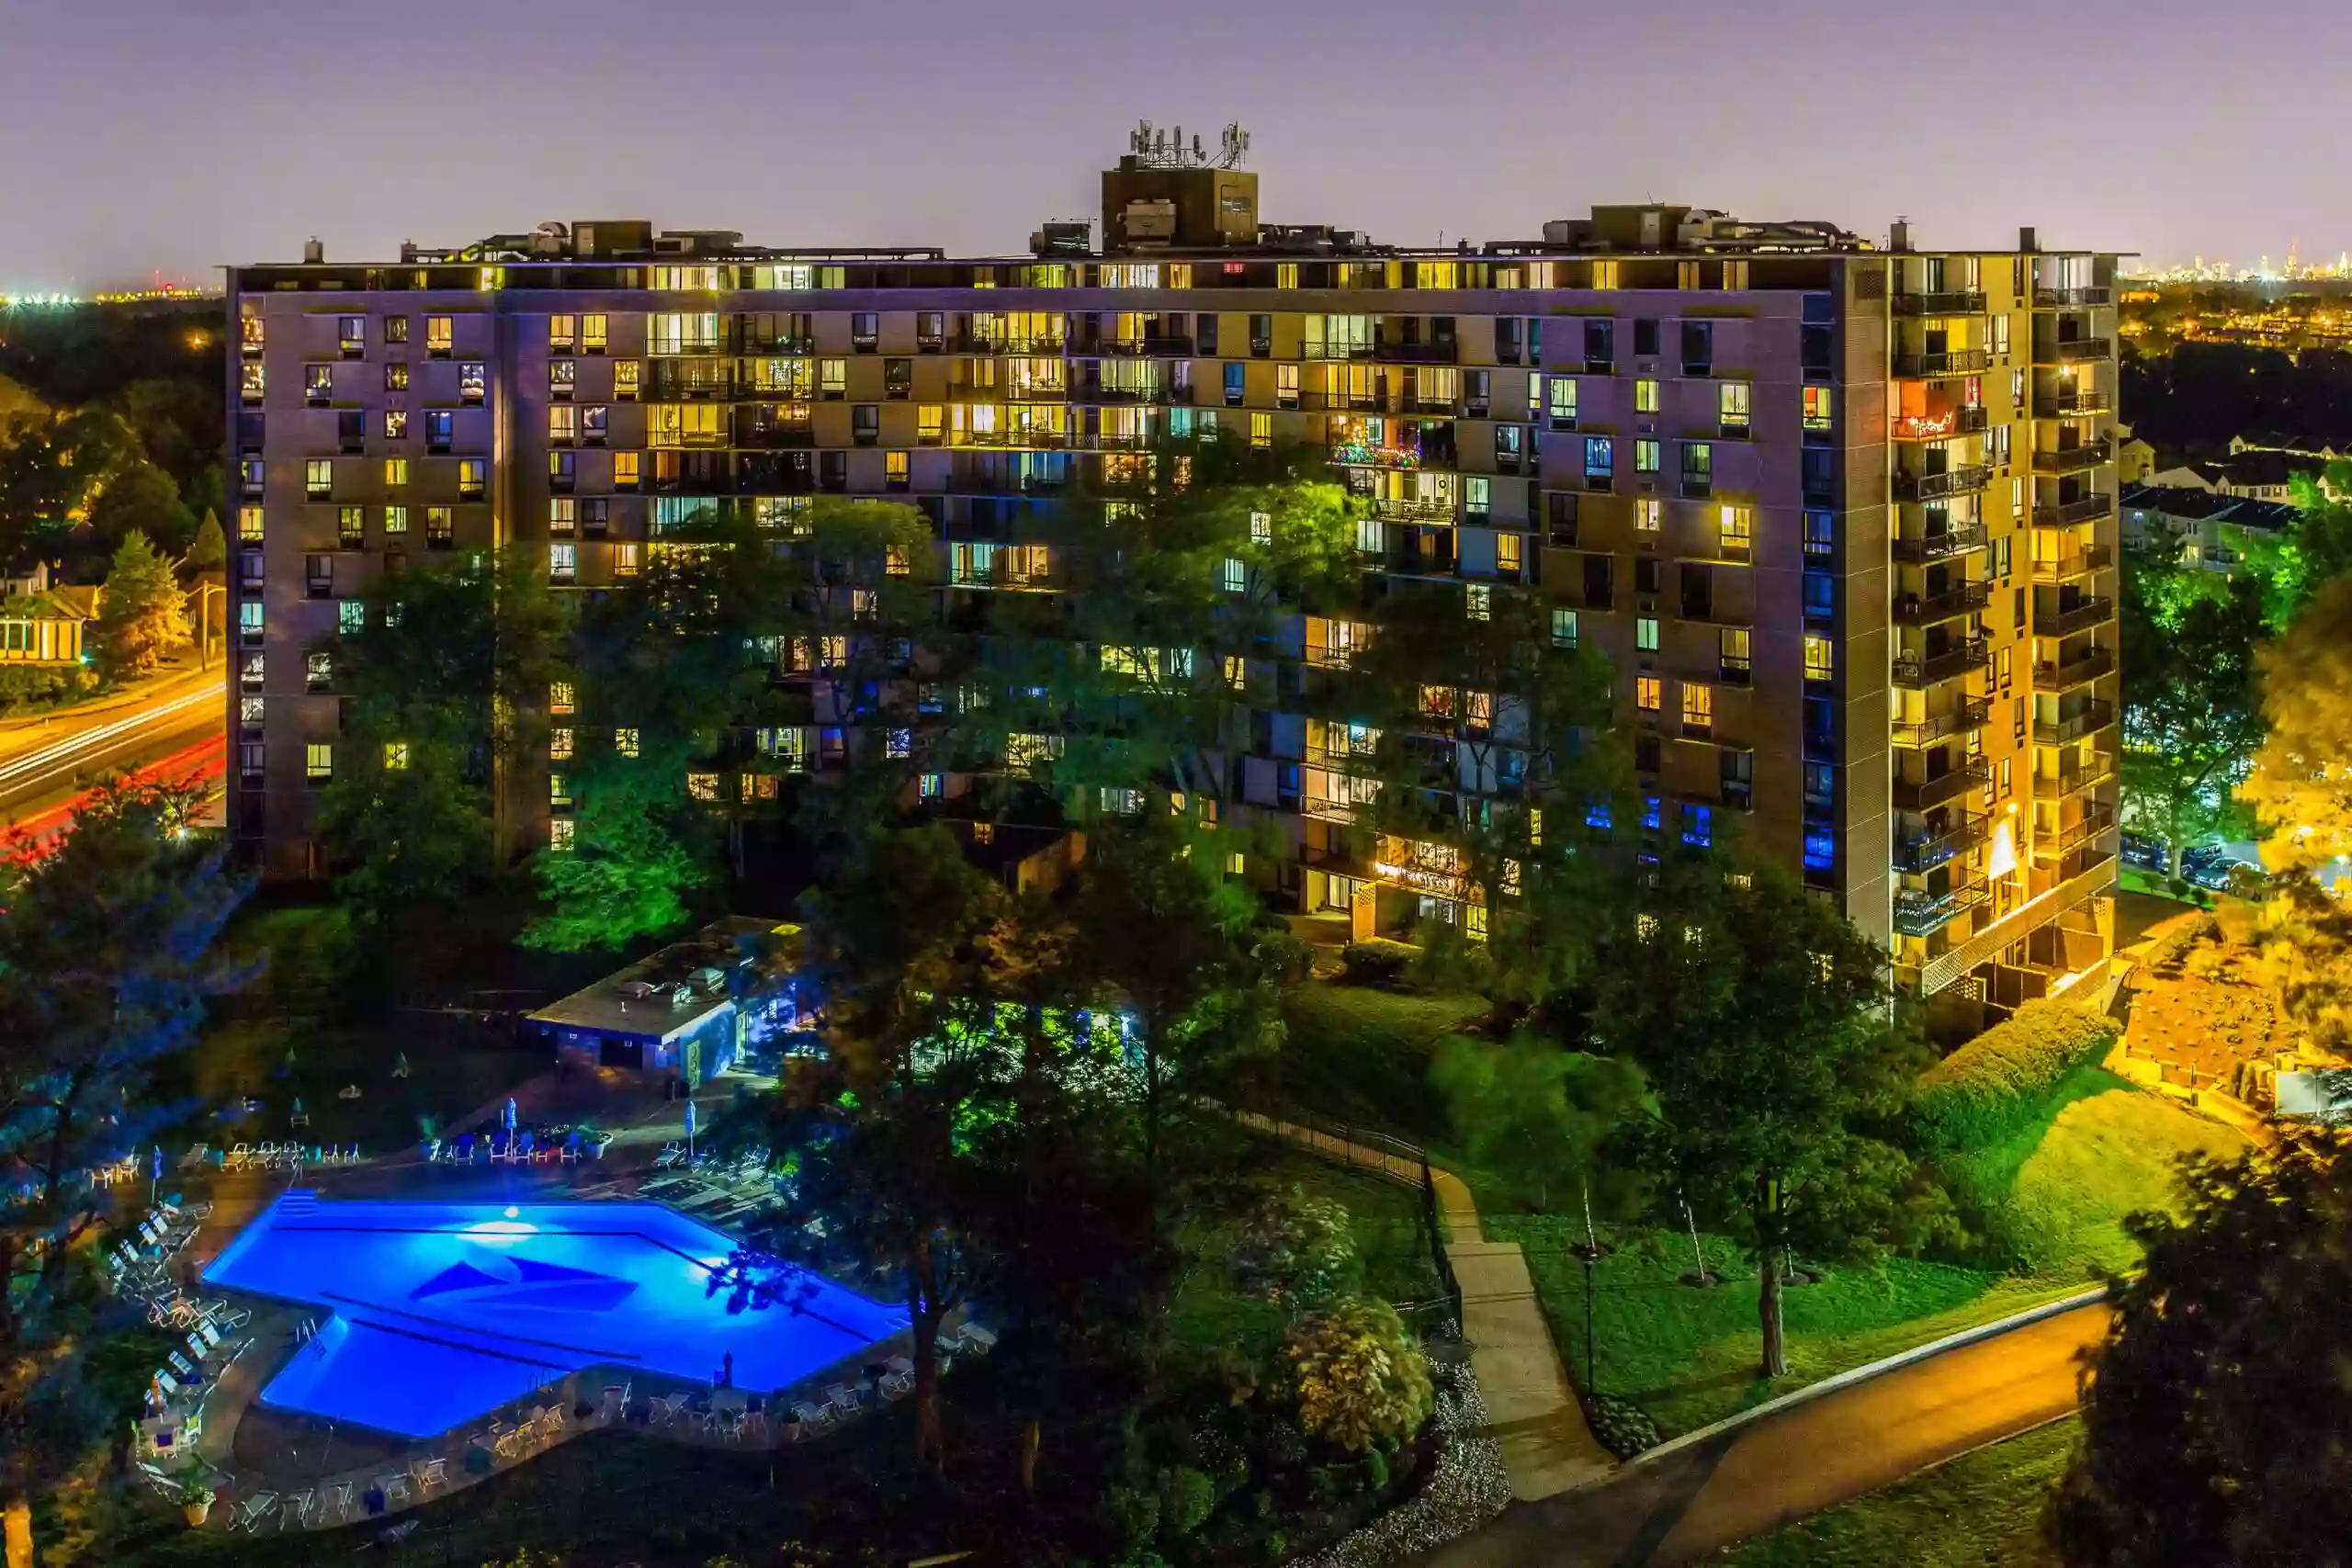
1894, 581, 1991, 626
1894, 757, 1991, 810
2035, 645, 2117, 692
1375, 341, 1461, 365
1892, 696, 1992, 749
2032, 700, 2116, 746
2036, 595, 2115, 637
1891, 406, 1990, 441
1894, 464, 1994, 502
1892, 522, 1990, 563
2036, 803, 2117, 860
1895, 881, 1992, 938
1374, 496, 1456, 524
2035, 387, 2111, 418
2034, 286, 2113, 309
1892, 290, 1988, 317
2032, 493, 2114, 528
2034, 336, 2114, 366
2031, 544, 2115, 582
1894, 348, 1994, 378
1894, 812, 1987, 874
2032, 437, 2113, 476
1101, 334, 1194, 357
2045, 753, 2119, 799
1894, 637, 1991, 688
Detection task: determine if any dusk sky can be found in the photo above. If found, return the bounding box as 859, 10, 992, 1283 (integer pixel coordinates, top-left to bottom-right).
3, 0, 2346, 290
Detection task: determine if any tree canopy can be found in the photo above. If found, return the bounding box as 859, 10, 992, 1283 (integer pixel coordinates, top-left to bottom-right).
91, 529, 186, 682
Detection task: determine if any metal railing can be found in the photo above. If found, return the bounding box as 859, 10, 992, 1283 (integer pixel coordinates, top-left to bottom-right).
2032, 700, 2116, 746
1894, 348, 1994, 378
1892, 290, 1988, 316
2032, 437, 2113, 475
1894, 464, 1995, 502
1891, 697, 1991, 749
2032, 493, 2114, 527
2035, 646, 2118, 690
1894, 581, 1991, 625
1892, 523, 1989, 562
2036, 595, 2115, 637
1893, 757, 1991, 809
1894, 637, 1991, 688
2030, 545, 2114, 581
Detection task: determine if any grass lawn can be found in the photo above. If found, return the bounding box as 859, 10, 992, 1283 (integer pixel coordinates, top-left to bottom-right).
1492, 1076, 2244, 1436
2118, 867, 2214, 908
1171, 1149, 1445, 1352
1714, 1416, 2077, 1568
1263, 981, 1488, 1146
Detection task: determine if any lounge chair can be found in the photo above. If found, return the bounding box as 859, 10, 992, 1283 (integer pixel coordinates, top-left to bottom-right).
788, 1400, 834, 1434
376, 1472, 411, 1506
598, 1381, 631, 1423
284, 1486, 315, 1528
224, 1145, 251, 1170
823, 1383, 862, 1417
957, 1322, 997, 1355
232, 1492, 279, 1533
323, 1480, 353, 1521
537, 1404, 564, 1440
411, 1457, 447, 1494
651, 1393, 691, 1427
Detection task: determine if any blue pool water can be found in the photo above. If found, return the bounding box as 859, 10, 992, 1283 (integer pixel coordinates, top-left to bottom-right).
203, 1193, 905, 1438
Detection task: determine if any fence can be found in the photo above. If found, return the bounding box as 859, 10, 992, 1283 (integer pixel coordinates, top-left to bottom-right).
1223, 1105, 1464, 1337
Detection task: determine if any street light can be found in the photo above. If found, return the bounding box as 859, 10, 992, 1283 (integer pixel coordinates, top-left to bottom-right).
187, 579, 224, 671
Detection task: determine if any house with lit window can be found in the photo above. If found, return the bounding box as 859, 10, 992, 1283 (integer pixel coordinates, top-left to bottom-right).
526, 917, 806, 1084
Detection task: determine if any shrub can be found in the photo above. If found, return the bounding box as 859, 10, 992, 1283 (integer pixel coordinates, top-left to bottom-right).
1104, 1486, 1159, 1552
1158, 1467, 1216, 1540
1910, 999, 2121, 1154
1283, 1295, 1434, 1452
1586, 1393, 1660, 1458
1361, 1446, 1392, 1492
1340, 939, 1421, 988
0, 663, 96, 716
1228, 1185, 1358, 1310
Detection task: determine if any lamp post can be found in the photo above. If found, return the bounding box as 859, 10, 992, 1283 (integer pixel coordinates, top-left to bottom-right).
186, 579, 223, 671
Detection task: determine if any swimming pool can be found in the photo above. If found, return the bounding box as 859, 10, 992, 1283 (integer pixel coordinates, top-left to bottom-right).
203, 1193, 905, 1438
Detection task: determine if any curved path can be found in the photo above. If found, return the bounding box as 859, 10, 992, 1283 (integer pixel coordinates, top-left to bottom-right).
1426, 1300, 2105, 1567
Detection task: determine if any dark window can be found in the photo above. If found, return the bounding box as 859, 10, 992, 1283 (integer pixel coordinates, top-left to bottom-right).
1249, 314, 1272, 357
916, 311, 944, 352
1634, 557, 1663, 596
1634, 319, 1660, 357
1802, 293, 1836, 325
1720, 750, 1753, 808
1679, 562, 1713, 620
1802, 325, 1835, 378
820, 451, 848, 491
1803, 509, 1836, 558
1681, 321, 1713, 377
1635, 734, 1661, 773
1225, 362, 1246, 406
1804, 761, 1835, 809
1527, 319, 1542, 362
1803, 570, 1837, 620
1465, 369, 1491, 416
1497, 319, 1521, 365
851, 312, 878, 351
1495, 424, 1522, 471
1584, 319, 1613, 373
1581, 553, 1612, 609
1547, 491, 1577, 546
1197, 313, 1218, 355
1803, 698, 1838, 759
1802, 447, 1838, 504
884, 358, 911, 399
852, 405, 880, 445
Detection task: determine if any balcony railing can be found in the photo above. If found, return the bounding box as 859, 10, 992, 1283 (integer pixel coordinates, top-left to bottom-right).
2032, 493, 2114, 527
1892, 696, 1992, 749
2032, 700, 2117, 746
1892, 522, 1990, 563
1895, 881, 1992, 938
2036, 803, 2117, 859
1891, 406, 1990, 441
1892, 290, 1988, 317
1894, 758, 1991, 810
2032, 437, 2113, 476
2037, 595, 2116, 637
2046, 754, 2119, 798
2031, 544, 2115, 582
2035, 336, 2114, 365
1894, 581, 1991, 626
2034, 286, 2113, 309
1894, 637, 1991, 688
1894, 812, 1987, 874
1375, 341, 1461, 365
2035, 387, 2111, 418
2035, 646, 2118, 691
1894, 348, 1995, 378
1894, 464, 1995, 502
1373, 496, 1456, 524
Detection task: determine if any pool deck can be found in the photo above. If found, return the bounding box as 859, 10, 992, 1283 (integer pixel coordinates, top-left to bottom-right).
153, 1129, 947, 1540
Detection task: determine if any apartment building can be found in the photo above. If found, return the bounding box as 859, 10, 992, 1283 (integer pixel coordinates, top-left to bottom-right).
224, 152, 2122, 1025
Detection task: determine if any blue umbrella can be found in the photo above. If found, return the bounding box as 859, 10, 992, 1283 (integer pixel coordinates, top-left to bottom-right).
504, 1098, 518, 1133
150, 1145, 162, 1204
684, 1100, 696, 1163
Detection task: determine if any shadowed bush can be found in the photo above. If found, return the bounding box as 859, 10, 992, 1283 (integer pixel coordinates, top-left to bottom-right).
1909, 1000, 2121, 1155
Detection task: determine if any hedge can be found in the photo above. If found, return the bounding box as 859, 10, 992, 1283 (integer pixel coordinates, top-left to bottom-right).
1910, 999, 2121, 1154
1340, 939, 1421, 988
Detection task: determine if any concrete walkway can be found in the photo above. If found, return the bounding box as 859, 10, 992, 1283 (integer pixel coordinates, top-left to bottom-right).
1231, 1111, 1614, 1501
1425, 1301, 2106, 1567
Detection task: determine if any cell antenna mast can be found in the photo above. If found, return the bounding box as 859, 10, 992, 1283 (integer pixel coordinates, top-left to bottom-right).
1126, 120, 1251, 170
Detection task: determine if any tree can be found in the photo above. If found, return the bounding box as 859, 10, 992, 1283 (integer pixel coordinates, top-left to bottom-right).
1592, 863, 1947, 1377
1430, 1032, 1648, 1215
1283, 1295, 1434, 1453
2237, 459, 2352, 629
2049, 1135, 2352, 1567
312, 725, 492, 933
1227, 1186, 1357, 1312
2117, 560, 2265, 881
85, 460, 192, 557
184, 508, 224, 572
0, 778, 249, 1563
91, 530, 187, 681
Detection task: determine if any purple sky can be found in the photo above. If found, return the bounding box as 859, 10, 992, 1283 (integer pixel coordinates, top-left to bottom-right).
3, 0, 2345, 290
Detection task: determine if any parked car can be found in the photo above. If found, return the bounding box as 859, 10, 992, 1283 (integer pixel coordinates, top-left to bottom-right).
2122, 833, 2166, 873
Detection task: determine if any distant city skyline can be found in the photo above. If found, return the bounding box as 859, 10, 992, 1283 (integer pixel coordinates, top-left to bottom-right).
3, 0, 2347, 291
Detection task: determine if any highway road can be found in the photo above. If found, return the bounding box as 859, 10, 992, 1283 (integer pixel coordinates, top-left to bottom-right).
0, 676, 225, 830
1428, 1302, 2107, 1568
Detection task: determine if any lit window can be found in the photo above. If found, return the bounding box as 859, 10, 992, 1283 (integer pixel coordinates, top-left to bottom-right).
1250, 412, 1272, 449
550, 728, 573, 761
1548, 377, 1577, 429
238, 506, 264, 541
917, 404, 944, 445
887, 728, 912, 759
425, 506, 453, 545
615, 728, 639, 757
1719, 504, 1753, 555
458, 458, 485, 499
240, 602, 265, 640
1636, 616, 1659, 652
1803, 387, 1834, 433
613, 452, 640, 490
550, 773, 571, 807
614, 542, 640, 575
549, 498, 576, 536
820, 359, 847, 399
1635, 378, 1660, 414
1719, 381, 1751, 434
1682, 682, 1713, 731
1223, 558, 1246, 594
549, 819, 576, 852
920, 773, 944, 799
1636, 674, 1662, 712
885, 450, 910, 488
1635, 498, 1661, 532
1224, 655, 1247, 691
384, 363, 408, 392
548, 406, 578, 444
1250, 510, 1272, 544
1551, 608, 1577, 648
383, 409, 408, 441
424, 316, 452, 355
549, 315, 577, 351
306, 364, 333, 403
549, 682, 575, 716
613, 361, 640, 399
1466, 583, 1491, 621
1720, 626, 1752, 677
305, 460, 333, 500
1497, 533, 1522, 574
338, 601, 364, 635
383, 741, 409, 771
1465, 903, 1489, 942
305, 743, 333, 783
1100, 786, 1143, 816
549, 543, 576, 581
581, 315, 608, 353
1634, 439, 1660, 474
384, 458, 407, 488
1804, 634, 1835, 682
459, 363, 485, 403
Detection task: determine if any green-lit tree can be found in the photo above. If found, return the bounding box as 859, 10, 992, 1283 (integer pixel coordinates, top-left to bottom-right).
2118, 560, 2265, 882
0, 777, 249, 1564
1430, 1032, 1648, 1215
184, 508, 225, 572
2049, 1134, 2352, 1566
85, 460, 192, 556
91, 530, 187, 682
1593, 862, 1948, 1377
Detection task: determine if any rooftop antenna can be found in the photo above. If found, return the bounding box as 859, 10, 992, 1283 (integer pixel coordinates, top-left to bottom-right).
1128, 119, 1251, 170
